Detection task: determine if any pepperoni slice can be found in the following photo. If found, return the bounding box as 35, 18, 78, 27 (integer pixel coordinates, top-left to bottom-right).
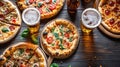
109, 18, 115, 25
29, 0, 34, 4
116, 0, 120, 4
64, 33, 69, 38
0, 14, 5, 20
117, 21, 120, 27
113, 7, 119, 12
46, 36, 53, 44
109, 1, 115, 6
49, 4, 56, 10
0, 2, 4, 6
105, 10, 110, 15
9, 25, 15, 31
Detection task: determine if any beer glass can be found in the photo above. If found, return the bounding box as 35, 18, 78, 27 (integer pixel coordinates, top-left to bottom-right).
80, 8, 101, 34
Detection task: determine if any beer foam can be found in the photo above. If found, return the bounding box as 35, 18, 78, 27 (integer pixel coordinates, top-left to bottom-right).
82, 8, 101, 29
22, 8, 40, 26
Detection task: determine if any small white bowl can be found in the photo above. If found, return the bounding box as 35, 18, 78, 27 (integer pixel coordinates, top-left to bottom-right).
22, 8, 40, 26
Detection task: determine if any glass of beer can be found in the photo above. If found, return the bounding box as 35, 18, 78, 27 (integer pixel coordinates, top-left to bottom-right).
80, 8, 101, 34
22, 8, 40, 34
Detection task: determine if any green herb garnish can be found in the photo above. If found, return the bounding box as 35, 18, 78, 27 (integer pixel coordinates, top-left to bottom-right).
19, 48, 24, 54
46, 7, 51, 12
21, 28, 30, 38
51, 27, 55, 32
50, 63, 59, 67
2, 27, 9, 33
69, 37, 73, 42
31, 34, 39, 44
59, 44, 65, 50
51, 44, 55, 46
53, 33, 59, 38
38, 2, 43, 7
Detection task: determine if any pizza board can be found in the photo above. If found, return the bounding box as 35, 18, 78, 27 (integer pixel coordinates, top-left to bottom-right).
98, 25, 120, 38
0, 0, 22, 44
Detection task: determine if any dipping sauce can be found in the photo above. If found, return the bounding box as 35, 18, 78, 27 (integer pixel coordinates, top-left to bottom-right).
82, 8, 101, 29
22, 8, 40, 26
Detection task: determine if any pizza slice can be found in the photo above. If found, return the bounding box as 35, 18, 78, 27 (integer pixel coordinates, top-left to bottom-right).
0, 1, 21, 26
0, 21, 20, 43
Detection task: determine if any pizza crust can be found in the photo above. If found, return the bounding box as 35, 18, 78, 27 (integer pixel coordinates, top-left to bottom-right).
41, 18, 80, 59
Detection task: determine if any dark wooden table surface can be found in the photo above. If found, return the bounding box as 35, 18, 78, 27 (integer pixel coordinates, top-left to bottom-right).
0, 0, 120, 67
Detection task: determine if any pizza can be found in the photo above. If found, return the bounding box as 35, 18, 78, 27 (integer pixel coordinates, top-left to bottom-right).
40, 19, 80, 59
0, 0, 21, 44
0, 42, 47, 67
98, 0, 120, 34
16, 0, 64, 19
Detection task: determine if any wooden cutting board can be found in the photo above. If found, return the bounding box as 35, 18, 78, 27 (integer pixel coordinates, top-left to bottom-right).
98, 25, 120, 38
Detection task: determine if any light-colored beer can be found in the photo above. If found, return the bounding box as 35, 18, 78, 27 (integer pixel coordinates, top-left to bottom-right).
80, 22, 92, 34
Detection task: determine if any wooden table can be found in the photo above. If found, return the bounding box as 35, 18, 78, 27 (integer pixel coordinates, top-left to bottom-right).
0, 0, 120, 67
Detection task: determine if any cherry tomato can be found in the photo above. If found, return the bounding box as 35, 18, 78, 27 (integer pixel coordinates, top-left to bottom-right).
38, 8, 43, 14
46, 37, 53, 44
26, 49, 30, 53
64, 33, 69, 38
12, 18, 16, 23
49, 4, 56, 10
20, 64, 26, 67
29, 0, 34, 4
9, 25, 15, 31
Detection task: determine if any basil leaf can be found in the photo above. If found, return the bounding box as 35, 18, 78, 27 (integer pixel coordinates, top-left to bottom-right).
51, 27, 55, 32
2, 27, 9, 33
46, 7, 51, 12
59, 44, 65, 50
21, 28, 30, 38
68, 65, 71, 67
53, 33, 59, 38
19, 48, 24, 54
52, 0, 57, 3
50, 63, 59, 67
69, 37, 73, 42
38, 2, 43, 7
51, 44, 55, 46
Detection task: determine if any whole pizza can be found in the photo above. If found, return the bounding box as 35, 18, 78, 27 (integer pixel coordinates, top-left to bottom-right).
0, 0, 21, 44
17, 0, 64, 19
0, 42, 47, 67
40, 19, 80, 59
98, 0, 120, 34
